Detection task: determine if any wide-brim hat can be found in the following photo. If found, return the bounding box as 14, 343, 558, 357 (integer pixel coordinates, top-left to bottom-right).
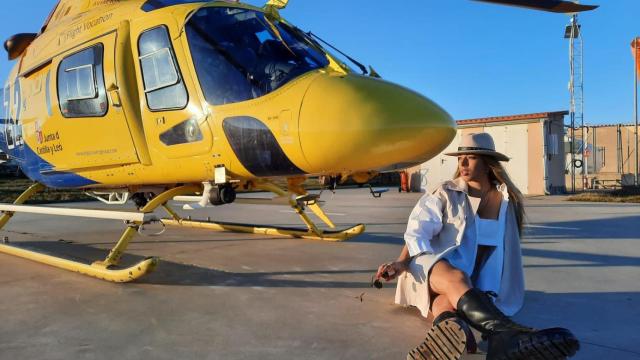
444, 132, 510, 162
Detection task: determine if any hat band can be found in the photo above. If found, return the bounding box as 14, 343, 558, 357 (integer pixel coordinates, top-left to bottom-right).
457, 146, 495, 152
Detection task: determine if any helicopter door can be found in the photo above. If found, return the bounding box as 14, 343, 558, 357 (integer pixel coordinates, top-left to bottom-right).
132, 23, 212, 159
49, 32, 139, 170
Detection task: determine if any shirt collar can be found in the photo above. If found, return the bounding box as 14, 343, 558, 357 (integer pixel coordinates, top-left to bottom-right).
443, 177, 469, 193
445, 178, 510, 201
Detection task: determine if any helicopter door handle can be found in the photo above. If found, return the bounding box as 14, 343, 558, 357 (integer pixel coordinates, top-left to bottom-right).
107, 84, 122, 107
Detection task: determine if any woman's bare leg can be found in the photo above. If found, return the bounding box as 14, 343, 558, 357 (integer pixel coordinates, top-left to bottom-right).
408, 261, 472, 360
429, 260, 472, 311
430, 295, 455, 320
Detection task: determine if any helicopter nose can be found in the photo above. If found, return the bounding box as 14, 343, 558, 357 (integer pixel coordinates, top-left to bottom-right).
298, 74, 456, 173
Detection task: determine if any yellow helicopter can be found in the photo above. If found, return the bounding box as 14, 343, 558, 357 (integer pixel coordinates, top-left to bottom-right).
0, 0, 597, 282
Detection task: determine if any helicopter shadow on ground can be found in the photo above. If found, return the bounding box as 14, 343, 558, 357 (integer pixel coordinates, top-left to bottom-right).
144, 260, 375, 288
10, 241, 377, 288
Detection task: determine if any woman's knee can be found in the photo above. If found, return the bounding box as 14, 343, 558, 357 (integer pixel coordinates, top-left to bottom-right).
430, 261, 468, 291
431, 294, 454, 317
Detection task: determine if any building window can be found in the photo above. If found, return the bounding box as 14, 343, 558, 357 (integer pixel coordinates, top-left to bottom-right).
138, 26, 187, 110
57, 44, 108, 117
548, 134, 559, 155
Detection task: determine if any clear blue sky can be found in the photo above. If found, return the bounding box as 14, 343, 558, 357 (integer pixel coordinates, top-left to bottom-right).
1, 0, 638, 125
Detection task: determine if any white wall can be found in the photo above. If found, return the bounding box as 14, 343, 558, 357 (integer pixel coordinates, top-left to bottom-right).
421, 124, 530, 194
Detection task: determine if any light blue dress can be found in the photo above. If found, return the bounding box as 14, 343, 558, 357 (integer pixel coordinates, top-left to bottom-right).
443, 197, 507, 295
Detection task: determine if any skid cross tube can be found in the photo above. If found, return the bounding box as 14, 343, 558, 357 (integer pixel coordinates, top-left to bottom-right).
164, 181, 364, 241
92, 184, 201, 269
0, 184, 202, 282
0, 183, 45, 230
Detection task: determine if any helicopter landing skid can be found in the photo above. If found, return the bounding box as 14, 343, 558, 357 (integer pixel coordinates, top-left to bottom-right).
161, 217, 365, 241
0, 184, 201, 282
163, 180, 365, 241
0, 243, 158, 282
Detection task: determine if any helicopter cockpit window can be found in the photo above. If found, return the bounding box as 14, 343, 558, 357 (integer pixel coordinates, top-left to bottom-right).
185, 7, 329, 106
57, 44, 108, 118
138, 26, 188, 110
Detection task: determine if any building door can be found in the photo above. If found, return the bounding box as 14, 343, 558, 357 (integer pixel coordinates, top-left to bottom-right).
485, 125, 529, 194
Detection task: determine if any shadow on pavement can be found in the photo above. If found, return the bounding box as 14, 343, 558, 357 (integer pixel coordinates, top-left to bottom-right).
522, 247, 640, 268
517, 290, 640, 357
524, 215, 640, 240
5, 241, 376, 289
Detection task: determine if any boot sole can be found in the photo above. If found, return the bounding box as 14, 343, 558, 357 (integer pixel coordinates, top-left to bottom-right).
490, 328, 580, 360
407, 319, 467, 360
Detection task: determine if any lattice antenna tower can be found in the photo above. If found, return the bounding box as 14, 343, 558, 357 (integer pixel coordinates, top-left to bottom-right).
565, 9, 585, 192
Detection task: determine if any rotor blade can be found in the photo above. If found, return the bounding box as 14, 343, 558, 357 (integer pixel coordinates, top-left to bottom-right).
472, 0, 598, 13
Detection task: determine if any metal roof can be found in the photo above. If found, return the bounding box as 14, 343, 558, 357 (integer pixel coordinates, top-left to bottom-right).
456, 111, 568, 126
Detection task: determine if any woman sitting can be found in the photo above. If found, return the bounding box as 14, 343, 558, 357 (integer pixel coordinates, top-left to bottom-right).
376, 133, 579, 360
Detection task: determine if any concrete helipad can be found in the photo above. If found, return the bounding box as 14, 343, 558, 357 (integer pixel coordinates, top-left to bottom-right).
0, 189, 638, 360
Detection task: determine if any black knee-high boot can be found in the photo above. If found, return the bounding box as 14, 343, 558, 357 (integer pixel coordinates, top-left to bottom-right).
456, 288, 580, 360
407, 311, 473, 360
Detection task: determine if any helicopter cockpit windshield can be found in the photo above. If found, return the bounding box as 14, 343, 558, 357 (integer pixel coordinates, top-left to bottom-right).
185, 7, 330, 106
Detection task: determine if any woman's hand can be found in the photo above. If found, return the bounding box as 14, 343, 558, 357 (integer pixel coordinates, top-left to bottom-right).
375, 260, 409, 282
